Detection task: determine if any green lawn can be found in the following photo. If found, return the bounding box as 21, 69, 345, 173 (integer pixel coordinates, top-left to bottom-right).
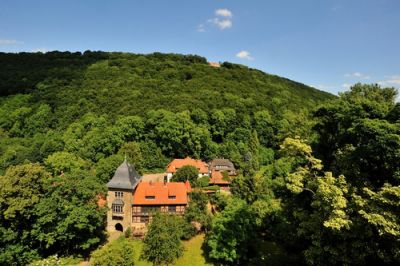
132, 234, 213, 266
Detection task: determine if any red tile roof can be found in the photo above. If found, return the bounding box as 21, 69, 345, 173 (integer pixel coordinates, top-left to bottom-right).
166, 157, 209, 174
133, 182, 190, 205
210, 170, 231, 185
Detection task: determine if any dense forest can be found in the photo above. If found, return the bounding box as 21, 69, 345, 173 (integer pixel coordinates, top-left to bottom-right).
0, 52, 398, 265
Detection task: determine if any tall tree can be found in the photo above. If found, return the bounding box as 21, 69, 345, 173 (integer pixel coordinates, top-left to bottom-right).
141, 213, 184, 265
0, 164, 51, 265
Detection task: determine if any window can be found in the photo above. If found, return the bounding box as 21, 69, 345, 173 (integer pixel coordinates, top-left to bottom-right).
168, 195, 176, 199
140, 216, 150, 223
115, 191, 123, 198
132, 216, 140, 223
145, 195, 155, 200
112, 204, 123, 213
132, 206, 140, 213
168, 206, 176, 213
142, 206, 160, 213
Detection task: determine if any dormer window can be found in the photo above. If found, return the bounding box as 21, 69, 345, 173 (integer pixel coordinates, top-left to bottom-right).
145, 195, 155, 200
168, 195, 176, 199
115, 191, 123, 198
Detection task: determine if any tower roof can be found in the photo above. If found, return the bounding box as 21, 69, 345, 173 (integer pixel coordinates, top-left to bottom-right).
106, 159, 142, 190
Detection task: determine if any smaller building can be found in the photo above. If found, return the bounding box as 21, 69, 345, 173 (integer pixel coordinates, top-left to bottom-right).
209, 158, 236, 176
166, 157, 209, 182
208, 62, 221, 68
209, 159, 236, 190
209, 170, 231, 189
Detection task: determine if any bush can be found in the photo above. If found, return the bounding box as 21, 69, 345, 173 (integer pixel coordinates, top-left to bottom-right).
124, 227, 132, 239
90, 237, 135, 266
194, 175, 210, 187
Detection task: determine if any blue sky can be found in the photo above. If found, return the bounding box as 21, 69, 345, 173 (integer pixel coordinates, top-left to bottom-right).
1, 0, 399, 95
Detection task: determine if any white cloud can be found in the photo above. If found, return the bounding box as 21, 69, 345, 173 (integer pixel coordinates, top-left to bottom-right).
215, 8, 232, 17
341, 83, 352, 89
378, 75, 400, 87
236, 50, 254, 60
312, 84, 337, 90
344, 72, 371, 79
0, 39, 23, 45
198, 8, 233, 32
208, 18, 232, 30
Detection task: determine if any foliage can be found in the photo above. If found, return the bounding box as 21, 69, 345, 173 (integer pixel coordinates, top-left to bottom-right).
44, 151, 89, 175
90, 236, 135, 266
0, 164, 106, 265
184, 191, 211, 232
124, 227, 133, 239
172, 165, 199, 184
206, 198, 255, 264
313, 83, 400, 187
29, 255, 82, 266
1, 52, 399, 265
0, 163, 51, 265
141, 213, 184, 265
194, 175, 210, 187
0, 51, 332, 174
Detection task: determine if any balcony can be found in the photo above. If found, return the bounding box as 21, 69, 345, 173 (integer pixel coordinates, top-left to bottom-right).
132, 211, 185, 216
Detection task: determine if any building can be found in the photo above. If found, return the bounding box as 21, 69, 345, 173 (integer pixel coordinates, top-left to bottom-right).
209, 159, 236, 189
209, 158, 236, 176
106, 158, 142, 233
208, 62, 221, 68
132, 181, 191, 224
166, 157, 209, 182
106, 159, 191, 234
209, 170, 231, 190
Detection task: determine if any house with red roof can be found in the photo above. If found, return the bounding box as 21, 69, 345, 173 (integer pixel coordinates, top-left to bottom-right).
132, 181, 191, 224
209, 170, 232, 189
209, 158, 237, 189
166, 157, 209, 182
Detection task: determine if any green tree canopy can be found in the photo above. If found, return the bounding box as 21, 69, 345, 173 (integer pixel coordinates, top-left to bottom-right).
172, 165, 199, 184
141, 213, 184, 265
90, 236, 135, 266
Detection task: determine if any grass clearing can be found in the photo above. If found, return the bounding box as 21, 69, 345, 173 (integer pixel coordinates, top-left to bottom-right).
86, 234, 212, 266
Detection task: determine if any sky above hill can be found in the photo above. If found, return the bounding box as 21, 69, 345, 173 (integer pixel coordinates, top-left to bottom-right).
1, 0, 399, 95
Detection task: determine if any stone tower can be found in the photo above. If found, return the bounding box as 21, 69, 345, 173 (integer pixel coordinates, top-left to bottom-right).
106, 158, 141, 232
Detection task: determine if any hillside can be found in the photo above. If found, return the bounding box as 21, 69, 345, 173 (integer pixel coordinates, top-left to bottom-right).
0, 51, 333, 116
0, 51, 334, 173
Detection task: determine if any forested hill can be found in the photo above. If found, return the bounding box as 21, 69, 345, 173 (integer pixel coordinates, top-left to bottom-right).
1, 52, 399, 266
0, 51, 334, 175
0, 51, 333, 116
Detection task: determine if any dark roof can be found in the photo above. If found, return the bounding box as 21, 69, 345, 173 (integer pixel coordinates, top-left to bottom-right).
210, 159, 235, 170
107, 159, 142, 190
